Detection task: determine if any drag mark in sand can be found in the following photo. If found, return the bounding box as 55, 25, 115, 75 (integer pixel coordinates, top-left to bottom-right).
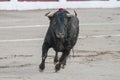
0, 23, 120, 29
0, 34, 120, 42
0, 23, 120, 42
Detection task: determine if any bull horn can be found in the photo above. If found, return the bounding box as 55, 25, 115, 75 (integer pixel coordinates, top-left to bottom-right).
67, 14, 75, 17
45, 12, 54, 17
67, 10, 77, 17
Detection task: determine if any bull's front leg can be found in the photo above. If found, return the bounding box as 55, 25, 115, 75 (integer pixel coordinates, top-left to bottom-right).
54, 52, 58, 64
55, 49, 70, 72
39, 42, 50, 72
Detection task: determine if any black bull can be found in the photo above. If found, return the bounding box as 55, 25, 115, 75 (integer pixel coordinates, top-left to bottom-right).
39, 10, 79, 72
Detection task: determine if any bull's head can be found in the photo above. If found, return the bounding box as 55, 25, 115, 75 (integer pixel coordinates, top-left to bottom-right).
46, 10, 77, 39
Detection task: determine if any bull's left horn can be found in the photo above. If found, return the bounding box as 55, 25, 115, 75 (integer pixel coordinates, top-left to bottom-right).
67, 10, 77, 17
67, 14, 75, 17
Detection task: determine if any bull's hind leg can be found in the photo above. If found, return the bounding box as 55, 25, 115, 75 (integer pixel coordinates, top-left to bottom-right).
39, 42, 50, 72
55, 49, 70, 72
61, 57, 68, 69
54, 52, 58, 64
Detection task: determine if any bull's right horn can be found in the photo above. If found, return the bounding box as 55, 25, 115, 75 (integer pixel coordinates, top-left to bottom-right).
45, 12, 54, 17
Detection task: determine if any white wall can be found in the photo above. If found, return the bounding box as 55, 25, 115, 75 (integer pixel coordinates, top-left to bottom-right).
0, 0, 120, 10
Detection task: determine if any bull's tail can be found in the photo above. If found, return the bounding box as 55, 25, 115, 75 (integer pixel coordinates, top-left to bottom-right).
72, 47, 75, 58
74, 10, 77, 16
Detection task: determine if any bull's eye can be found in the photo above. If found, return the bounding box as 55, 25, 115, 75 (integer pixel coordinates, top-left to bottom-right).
52, 19, 56, 25
64, 19, 67, 25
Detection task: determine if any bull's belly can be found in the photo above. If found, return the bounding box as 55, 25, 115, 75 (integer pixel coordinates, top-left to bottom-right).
50, 38, 78, 52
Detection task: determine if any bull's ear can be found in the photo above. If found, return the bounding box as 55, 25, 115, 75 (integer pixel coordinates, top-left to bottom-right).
74, 10, 77, 16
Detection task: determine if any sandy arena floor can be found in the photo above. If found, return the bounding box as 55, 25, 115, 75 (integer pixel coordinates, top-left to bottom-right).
0, 8, 120, 80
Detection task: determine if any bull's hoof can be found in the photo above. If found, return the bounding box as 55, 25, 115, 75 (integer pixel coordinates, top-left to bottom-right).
61, 64, 65, 69
55, 64, 61, 72
39, 68, 44, 72
54, 59, 58, 65
39, 63, 45, 72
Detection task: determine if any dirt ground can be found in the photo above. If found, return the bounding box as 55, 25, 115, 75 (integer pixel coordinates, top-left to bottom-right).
0, 8, 120, 80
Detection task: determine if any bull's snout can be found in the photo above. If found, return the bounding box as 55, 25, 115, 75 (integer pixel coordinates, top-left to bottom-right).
56, 32, 65, 38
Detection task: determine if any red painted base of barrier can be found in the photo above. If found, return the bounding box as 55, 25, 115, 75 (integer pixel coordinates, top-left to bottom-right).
0, 0, 10, 1
67, 0, 109, 1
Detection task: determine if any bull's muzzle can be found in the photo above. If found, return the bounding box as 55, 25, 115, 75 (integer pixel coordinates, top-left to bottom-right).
56, 32, 65, 38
